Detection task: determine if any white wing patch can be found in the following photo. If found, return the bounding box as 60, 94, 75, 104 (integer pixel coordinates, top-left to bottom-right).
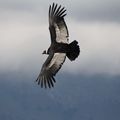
55, 23, 69, 44
48, 53, 66, 68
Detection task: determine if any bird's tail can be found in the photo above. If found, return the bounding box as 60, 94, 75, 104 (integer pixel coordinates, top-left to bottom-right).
67, 40, 80, 61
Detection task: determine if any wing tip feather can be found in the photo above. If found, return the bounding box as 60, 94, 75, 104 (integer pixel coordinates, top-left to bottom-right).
36, 75, 56, 89
49, 3, 67, 21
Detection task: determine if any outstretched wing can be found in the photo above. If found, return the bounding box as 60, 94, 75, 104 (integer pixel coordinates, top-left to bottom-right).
49, 3, 69, 44
36, 52, 66, 88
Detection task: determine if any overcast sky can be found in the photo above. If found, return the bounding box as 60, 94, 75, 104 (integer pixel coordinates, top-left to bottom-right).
0, 0, 120, 76
1, 1, 120, 120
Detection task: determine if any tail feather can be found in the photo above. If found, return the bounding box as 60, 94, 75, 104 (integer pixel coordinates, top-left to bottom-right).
67, 40, 80, 61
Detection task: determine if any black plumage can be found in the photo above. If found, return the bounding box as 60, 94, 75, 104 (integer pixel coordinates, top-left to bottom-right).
36, 3, 80, 88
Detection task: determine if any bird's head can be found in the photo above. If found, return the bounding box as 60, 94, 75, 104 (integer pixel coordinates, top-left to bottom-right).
42, 50, 47, 54
42, 47, 50, 54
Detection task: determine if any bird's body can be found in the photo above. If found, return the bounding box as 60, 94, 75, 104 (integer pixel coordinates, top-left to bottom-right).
36, 3, 80, 88
48, 42, 69, 54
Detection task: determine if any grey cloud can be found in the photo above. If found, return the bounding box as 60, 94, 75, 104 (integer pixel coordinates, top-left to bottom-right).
1, 0, 120, 22
0, 0, 120, 76
67, 0, 120, 22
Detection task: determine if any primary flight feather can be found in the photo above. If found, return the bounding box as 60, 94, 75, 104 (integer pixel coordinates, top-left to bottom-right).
36, 3, 80, 88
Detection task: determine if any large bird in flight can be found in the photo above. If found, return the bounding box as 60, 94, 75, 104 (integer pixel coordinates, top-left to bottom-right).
36, 3, 80, 88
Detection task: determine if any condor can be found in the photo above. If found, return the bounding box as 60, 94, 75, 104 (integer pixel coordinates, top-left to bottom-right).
36, 3, 80, 88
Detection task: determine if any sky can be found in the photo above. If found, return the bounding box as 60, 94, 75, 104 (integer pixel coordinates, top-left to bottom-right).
0, 0, 120, 120
0, 0, 120, 76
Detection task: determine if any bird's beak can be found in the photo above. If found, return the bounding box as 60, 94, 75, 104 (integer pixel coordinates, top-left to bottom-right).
42, 50, 46, 54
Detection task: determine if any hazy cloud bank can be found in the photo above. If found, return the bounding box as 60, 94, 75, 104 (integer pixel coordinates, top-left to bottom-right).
0, 0, 120, 76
